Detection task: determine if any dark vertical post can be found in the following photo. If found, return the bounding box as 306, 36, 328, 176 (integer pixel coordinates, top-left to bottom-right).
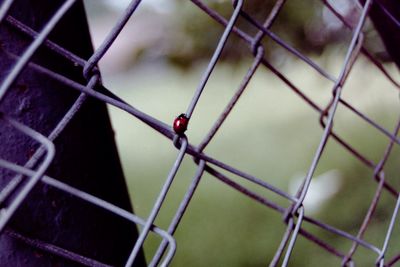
0, 0, 145, 266
361, 0, 400, 67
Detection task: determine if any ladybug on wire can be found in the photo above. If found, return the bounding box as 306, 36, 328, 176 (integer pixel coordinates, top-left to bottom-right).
173, 113, 189, 136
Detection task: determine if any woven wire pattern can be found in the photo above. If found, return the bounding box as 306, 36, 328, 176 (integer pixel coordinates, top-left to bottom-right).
0, 0, 399, 266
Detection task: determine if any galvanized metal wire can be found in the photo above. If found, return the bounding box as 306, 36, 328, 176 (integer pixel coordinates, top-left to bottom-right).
0, 0, 399, 266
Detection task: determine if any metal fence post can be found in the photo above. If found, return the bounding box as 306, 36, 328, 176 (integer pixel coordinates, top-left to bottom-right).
0, 0, 146, 266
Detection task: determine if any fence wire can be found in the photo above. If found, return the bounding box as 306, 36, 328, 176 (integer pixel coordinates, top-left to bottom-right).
0, 0, 399, 266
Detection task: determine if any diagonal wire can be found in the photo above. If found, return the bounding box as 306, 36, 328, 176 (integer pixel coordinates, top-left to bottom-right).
83, 0, 143, 78
285, 0, 373, 218
25, 57, 387, 261
276, 0, 374, 264
0, 115, 55, 233
149, 160, 206, 267
185, 0, 243, 119
0, 75, 97, 207
151, 29, 265, 267
19, 34, 400, 264
8, 4, 399, 169
124, 138, 188, 267
0, 157, 177, 267
190, 0, 400, 195
342, 117, 400, 265
320, 0, 400, 89
375, 0, 400, 29
0, 0, 399, 266
5, 229, 113, 267
376, 194, 400, 266
281, 206, 305, 267
0, 0, 14, 23
0, 0, 76, 102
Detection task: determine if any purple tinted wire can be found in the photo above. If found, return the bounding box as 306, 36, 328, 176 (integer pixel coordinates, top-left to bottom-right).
48, 93, 89, 140
0, 0, 76, 101
0, 44, 97, 204
188, 10, 313, 265
205, 160, 377, 252
43, 175, 177, 267
0, 75, 96, 207
343, 118, 400, 264
339, 99, 400, 146
259, 57, 322, 112
37, 53, 298, 202
3, 46, 384, 262
387, 254, 400, 267
151, 36, 265, 267
0, 158, 176, 267
377, 194, 400, 265
240, 10, 337, 82
281, 206, 305, 267
193, 0, 338, 84
4, 15, 86, 66
375, 0, 400, 29
185, 0, 243, 119
303, 215, 381, 254
0, 96, 88, 205
298, 228, 345, 258
198, 46, 264, 150
320, 115, 399, 196
253, 0, 287, 46
0, 172, 24, 205
193, 152, 296, 201
26, 50, 397, 223
203, 163, 381, 255
83, 0, 143, 78
5, 229, 112, 267
8, 2, 398, 176
269, 219, 294, 267
190, 0, 252, 43
0, 115, 55, 233
192, 0, 400, 168
149, 38, 267, 265
339, 33, 364, 86
23, 59, 296, 203
149, 160, 206, 267
361, 48, 400, 90
0, 0, 399, 265
149, 46, 265, 266
189, 0, 399, 156
20, 58, 174, 138
321, 0, 400, 89
287, 0, 373, 218
204, 164, 285, 212
277, 0, 373, 261
12, 8, 396, 264
0, 0, 14, 23
5, 0, 398, 194
14, 57, 302, 221
195, 0, 400, 97
262, 51, 399, 189
342, 177, 385, 265
124, 138, 188, 267
319, 107, 399, 197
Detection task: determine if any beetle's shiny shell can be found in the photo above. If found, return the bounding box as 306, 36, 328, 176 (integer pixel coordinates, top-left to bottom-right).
173, 114, 189, 135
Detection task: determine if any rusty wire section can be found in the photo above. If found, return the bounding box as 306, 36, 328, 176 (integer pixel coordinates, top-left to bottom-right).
0, 0, 399, 266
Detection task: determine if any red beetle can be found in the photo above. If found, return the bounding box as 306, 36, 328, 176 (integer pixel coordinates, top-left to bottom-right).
173, 113, 189, 135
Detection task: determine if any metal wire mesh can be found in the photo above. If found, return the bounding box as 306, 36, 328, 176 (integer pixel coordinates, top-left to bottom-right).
0, 0, 399, 266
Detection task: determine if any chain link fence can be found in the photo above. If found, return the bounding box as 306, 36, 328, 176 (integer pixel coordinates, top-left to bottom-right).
0, 0, 399, 266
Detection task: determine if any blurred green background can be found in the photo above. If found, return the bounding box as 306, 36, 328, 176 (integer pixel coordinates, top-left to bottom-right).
84, 0, 400, 266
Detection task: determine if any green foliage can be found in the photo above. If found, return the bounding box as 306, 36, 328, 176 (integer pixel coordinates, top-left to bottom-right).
164, 0, 350, 68
106, 60, 399, 266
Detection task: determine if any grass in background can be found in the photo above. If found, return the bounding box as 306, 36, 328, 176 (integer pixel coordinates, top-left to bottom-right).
103, 56, 400, 266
